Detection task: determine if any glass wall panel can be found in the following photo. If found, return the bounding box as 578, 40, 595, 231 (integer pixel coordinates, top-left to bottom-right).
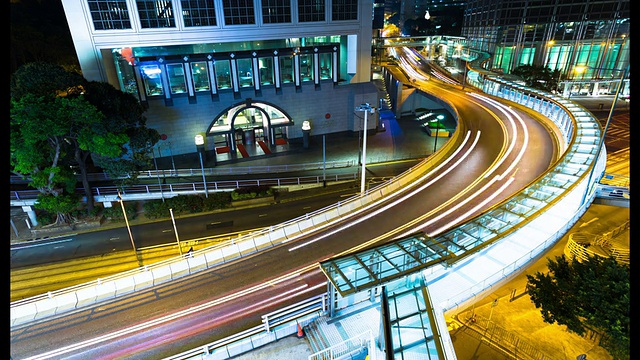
191, 61, 210, 91
319, 52, 331, 79
299, 54, 313, 81
215, 60, 232, 89
280, 56, 294, 83
258, 57, 274, 85
113, 50, 139, 95
237, 58, 254, 87
140, 64, 164, 96
166, 63, 187, 94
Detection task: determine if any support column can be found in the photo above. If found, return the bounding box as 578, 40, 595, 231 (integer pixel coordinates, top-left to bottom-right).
22, 205, 38, 226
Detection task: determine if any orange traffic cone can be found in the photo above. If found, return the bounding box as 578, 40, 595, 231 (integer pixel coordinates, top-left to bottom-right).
296, 323, 305, 338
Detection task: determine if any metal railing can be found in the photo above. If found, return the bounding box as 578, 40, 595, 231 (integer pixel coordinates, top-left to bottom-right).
164, 294, 327, 360
10, 173, 359, 203
9, 160, 356, 185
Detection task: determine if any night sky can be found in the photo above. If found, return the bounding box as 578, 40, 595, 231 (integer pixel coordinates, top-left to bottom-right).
10, 0, 79, 73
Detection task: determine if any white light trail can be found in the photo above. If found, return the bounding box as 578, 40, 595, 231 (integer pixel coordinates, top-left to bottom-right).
22, 264, 319, 360
288, 130, 481, 252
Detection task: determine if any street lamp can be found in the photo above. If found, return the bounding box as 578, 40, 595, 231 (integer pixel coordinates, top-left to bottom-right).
117, 191, 136, 252
580, 64, 629, 207
355, 103, 376, 195
169, 208, 182, 256
151, 145, 165, 202
456, 45, 467, 89
195, 135, 209, 198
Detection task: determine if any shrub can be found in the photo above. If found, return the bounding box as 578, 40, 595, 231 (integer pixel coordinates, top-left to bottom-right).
231, 186, 274, 201
166, 195, 204, 215
203, 192, 232, 211
35, 210, 57, 226
142, 199, 170, 219
103, 202, 137, 221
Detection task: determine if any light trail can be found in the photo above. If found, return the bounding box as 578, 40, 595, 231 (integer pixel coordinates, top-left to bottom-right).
22, 264, 319, 360
288, 130, 481, 252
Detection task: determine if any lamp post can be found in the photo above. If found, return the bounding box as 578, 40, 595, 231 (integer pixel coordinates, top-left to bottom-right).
195, 135, 209, 198
579, 65, 628, 207
169, 208, 182, 256
433, 114, 445, 153
322, 134, 326, 187
302, 120, 311, 149
456, 44, 467, 89
355, 103, 376, 195
151, 146, 165, 202
117, 191, 136, 252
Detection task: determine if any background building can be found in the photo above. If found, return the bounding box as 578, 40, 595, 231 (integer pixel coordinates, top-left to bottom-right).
60, 0, 380, 158
461, 0, 630, 97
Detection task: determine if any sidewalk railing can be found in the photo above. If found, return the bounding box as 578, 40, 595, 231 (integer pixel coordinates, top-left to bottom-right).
10, 173, 359, 202
565, 220, 630, 264
459, 310, 554, 360
9, 160, 355, 185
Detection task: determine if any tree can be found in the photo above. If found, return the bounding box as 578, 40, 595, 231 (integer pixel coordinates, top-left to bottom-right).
10, 93, 110, 224
82, 81, 160, 189
526, 255, 630, 359
10, 62, 159, 220
511, 65, 561, 93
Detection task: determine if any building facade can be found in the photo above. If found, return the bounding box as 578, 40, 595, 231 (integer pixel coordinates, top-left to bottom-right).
461, 0, 630, 97
61, 0, 380, 158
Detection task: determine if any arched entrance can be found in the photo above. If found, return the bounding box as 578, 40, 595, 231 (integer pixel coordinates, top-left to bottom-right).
206, 98, 294, 155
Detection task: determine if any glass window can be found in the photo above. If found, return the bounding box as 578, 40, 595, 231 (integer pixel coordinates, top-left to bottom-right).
262, 0, 291, 24
237, 58, 254, 87
113, 49, 139, 95
331, 0, 357, 21
140, 64, 164, 96
167, 64, 187, 94
181, 0, 217, 27
279, 56, 294, 83
222, 0, 255, 25
136, 0, 176, 28
298, 0, 324, 22
258, 57, 274, 85
319, 53, 332, 79
191, 61, 210, 91
299, 54, 313, 82
88, 0, 131, 30
214, 60, 231, 89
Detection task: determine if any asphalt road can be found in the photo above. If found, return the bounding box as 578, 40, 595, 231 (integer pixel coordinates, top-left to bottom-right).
10, 75, 560, 359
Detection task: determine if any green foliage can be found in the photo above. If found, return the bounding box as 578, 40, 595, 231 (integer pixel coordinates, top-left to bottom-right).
34, 193, 80, 225
511, 65, 561, 93
203, 192, 233, 211
142, 199, 171, 220
167, 195, 204, 215
526, 255, 630, 359
142, 193, 234, 219
11, 61, 159, 215
231, 186, 274, 201
10, 62, 85, 100
35, 211, 57, 226
102, 203, 137, 221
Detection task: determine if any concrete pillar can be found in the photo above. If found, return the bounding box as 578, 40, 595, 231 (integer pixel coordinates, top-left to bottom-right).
592, 82, 599, 96
22, 205, 38, 226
